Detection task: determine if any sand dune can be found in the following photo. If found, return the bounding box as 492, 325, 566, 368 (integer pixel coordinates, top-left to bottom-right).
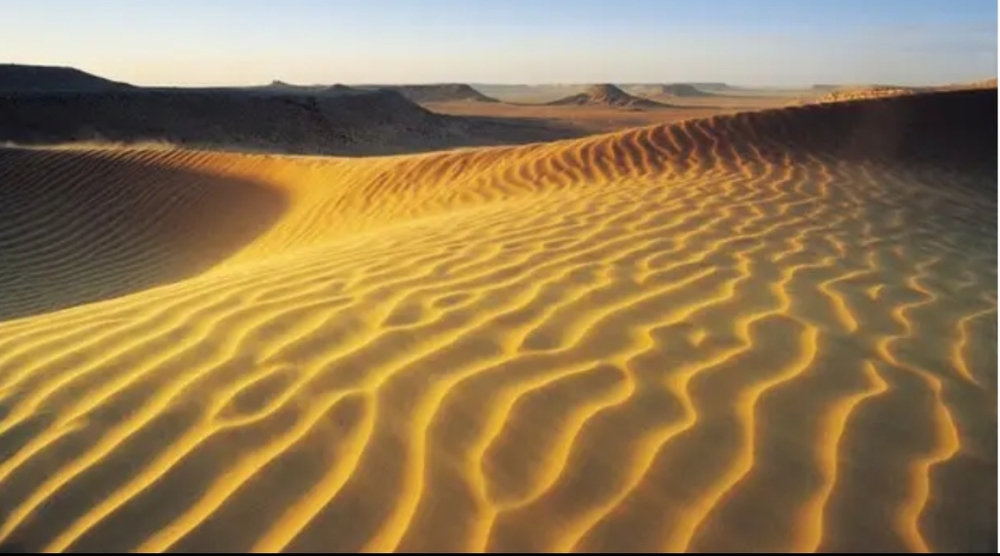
809, 81, 998, 106
548, 84, 671, 109
814, 86, 921, 104
0, 89, 996, 553
0, 148, 288, 321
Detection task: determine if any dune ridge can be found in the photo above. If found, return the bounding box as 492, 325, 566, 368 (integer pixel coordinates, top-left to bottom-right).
811, 79, 999, 105
814, 86, 920, 104
0, 89, 996, 552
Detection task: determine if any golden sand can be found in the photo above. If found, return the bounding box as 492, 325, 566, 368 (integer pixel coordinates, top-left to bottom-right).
0, 90, 995, 552
812, 86, 920, 104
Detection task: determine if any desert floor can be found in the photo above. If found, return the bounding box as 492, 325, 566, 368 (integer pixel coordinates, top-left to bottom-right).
424, 90, 809, 135
0, 90, 996, 553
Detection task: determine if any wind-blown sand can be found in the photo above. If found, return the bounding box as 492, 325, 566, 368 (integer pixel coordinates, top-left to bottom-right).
0, 89, 996, 553
809, 79, 999, 105
813, 86, 920, 104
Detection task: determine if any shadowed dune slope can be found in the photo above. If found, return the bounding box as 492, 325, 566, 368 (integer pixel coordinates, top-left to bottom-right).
746, 89, 996, 174
0, 148, 288, 320
0, 88, 996, 553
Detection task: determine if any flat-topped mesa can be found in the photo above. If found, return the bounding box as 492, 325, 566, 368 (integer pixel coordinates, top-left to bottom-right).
0, 87, 440, 150
686, 82, 733, 92
548, 83, 669, 109
658, 83, 713, 97
322, 84, 357, 95
384, 83, 500, 103
0, 63, 135, 93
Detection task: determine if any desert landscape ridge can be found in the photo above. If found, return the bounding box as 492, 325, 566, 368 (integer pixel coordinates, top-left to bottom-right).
0, 86, 996, 553
548, 83, 673, 109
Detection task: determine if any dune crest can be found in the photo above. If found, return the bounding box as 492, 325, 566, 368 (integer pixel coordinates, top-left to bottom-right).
814, 86, 920, 104
0, 89, 995, 553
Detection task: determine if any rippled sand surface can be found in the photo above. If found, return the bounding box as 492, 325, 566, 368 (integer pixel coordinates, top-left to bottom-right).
0, 89, 995, 552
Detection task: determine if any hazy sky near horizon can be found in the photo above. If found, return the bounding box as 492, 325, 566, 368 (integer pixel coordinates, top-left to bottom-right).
1, 0, 996, 87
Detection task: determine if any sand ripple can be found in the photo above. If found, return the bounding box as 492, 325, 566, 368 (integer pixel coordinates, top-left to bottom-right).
0, 89, 995, 552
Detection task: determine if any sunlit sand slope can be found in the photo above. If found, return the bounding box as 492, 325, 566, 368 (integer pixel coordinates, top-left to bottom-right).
814, 86, 919, 104
0, 89, 995, 553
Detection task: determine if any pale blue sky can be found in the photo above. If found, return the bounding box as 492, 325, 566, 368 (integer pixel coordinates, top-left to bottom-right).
0, 0, 995, 86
